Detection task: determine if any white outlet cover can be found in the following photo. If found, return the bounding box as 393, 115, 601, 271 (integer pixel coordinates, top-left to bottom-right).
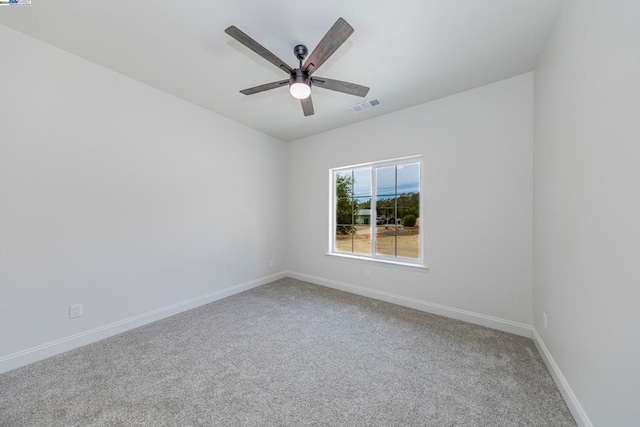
69, 304, 83, 319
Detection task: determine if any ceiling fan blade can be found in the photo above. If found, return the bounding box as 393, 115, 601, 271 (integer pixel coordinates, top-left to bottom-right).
301, 97, 314, 116
225, 26, 294, 75
240, 80, 290, 95
311, 77, 369, 97
302, 17, 354, 76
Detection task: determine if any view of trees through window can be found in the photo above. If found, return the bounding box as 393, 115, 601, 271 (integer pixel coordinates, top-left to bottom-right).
334, 160, 421, 261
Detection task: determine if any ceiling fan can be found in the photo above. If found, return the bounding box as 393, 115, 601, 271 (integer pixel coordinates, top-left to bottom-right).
225, 18, 370, 117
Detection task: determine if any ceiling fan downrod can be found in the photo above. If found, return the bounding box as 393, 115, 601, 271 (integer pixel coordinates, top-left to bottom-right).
294, 44, 308, 68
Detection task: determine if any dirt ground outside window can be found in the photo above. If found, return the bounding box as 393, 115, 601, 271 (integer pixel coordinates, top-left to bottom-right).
335, 226, 420, 259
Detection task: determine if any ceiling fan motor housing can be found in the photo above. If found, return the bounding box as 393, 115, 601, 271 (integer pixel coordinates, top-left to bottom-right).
294, 44, 308, 61
290, 68, 310, 86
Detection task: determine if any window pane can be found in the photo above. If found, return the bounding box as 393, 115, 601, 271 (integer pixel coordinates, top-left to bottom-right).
351, 229, 372, 256
352, 195, 372, 255
336, 169, 357, 254
397, 207, 419, 258
397, 193, 419, 225
397, 196, 419, 259
376, 195, 396, 226
335, 232, 354, 253
353, 167, 372, 197
336, 197, 354, 226
355, 196, 372, 225
376, 226, 398, 257
376, 194, 396, 256
396, 162, 420, 195
376, 166, 396, 197
396, 162, 420, 259
396, 231, 419, 259
335, 170, 353, 198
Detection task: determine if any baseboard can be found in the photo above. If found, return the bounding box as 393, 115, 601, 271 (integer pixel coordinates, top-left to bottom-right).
285, 270, 532, 337
531, 329, 593, 427
0, 271, 286, 374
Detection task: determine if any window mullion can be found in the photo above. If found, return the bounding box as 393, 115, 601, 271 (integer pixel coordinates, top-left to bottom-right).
331, 171, 337, 253
351, 170, 355, 253
371, 167, 377, 258
395, 165, 398, 257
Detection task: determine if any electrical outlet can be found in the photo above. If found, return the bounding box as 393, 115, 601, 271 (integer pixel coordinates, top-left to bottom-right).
364, 269, 370, 278
543, 312, 548, 329
69, 304, 83, 319
269, 260, 275, 268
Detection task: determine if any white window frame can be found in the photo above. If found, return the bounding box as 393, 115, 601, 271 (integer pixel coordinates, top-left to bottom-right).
327, 155, 426, 270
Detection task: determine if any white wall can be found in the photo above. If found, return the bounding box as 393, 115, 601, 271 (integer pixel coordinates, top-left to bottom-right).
0, 25, 287, 370
287, 73, 534, 333
533, 1, 640, 426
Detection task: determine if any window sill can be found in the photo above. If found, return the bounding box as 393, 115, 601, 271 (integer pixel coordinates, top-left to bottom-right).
325, 252, 429, 272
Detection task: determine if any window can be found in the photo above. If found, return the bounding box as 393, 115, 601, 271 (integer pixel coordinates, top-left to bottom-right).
330, 156, 423, 266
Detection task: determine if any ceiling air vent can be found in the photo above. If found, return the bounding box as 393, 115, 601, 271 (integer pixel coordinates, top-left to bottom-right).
351, 99, 381, 113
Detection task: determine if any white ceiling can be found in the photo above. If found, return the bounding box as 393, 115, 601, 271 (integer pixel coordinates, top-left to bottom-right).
0, 0, 562, 142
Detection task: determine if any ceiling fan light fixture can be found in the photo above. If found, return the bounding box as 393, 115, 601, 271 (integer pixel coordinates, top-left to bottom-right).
290, 82, 311, 99
289, 70, 311, 99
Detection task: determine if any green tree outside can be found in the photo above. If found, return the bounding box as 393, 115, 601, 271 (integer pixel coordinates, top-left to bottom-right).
336, 173, 356, 235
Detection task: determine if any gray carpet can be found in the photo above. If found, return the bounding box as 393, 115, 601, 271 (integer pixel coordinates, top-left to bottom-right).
0, 278, 576, 426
